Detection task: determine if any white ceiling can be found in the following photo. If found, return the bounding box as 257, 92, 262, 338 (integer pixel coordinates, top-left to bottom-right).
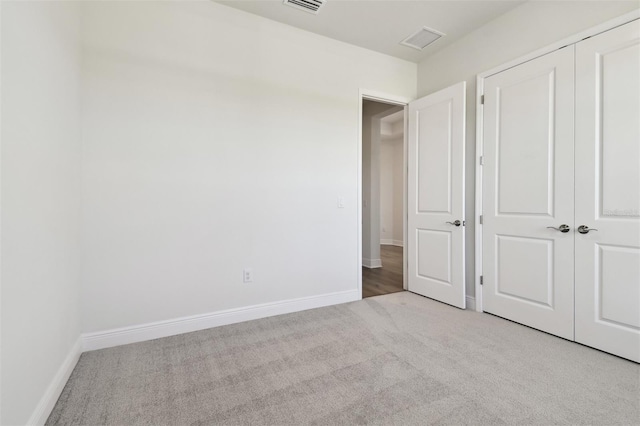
214, 0, 526, 63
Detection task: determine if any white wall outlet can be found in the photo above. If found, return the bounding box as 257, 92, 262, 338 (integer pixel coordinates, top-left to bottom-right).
337, 197, 345, 208
243, 268, 253, 283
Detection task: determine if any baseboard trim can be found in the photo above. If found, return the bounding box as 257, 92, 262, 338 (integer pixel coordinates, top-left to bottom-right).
466, 296, 476, 311
362, 258, 382, 268
82, 289, 360, 352
28, 338, 82, 426
380, 239, 404, 247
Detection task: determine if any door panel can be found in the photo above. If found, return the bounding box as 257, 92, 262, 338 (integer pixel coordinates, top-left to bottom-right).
417, 229, 451, 284
417, 101, 453, 213
482, 47, 575, 339
575, 20, 640, 362
496, 235, 554, 308
408, 82, 465, 308
497, 70, 557, 216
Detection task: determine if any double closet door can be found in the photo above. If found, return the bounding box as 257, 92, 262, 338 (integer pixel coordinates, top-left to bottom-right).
482, 20, 640, 362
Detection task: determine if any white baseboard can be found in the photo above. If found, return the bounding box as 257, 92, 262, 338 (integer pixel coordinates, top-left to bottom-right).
82, 289, 360, 352
380, 239, 403, 247
466, 296, 476, 311
28, 338, 82, 426
362, 258, 382, 268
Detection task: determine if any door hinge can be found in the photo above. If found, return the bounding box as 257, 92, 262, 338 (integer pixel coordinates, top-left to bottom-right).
479, 215, 483, 225
479, 156, 484, 165
480, 95, 485, 105
480, 276, 483, 285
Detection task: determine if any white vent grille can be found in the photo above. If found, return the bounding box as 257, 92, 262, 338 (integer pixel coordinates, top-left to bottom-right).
283, 0, 326, 14
400, 26, 445, 50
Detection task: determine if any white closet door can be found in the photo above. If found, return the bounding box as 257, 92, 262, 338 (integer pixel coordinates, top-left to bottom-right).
407, 82, 466, 309
482, 47, 575, 339
575, 20, 640, 362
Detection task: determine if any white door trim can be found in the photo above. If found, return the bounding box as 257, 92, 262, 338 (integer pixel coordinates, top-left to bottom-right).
358, 90, 413, 298
474, 10, 640, 313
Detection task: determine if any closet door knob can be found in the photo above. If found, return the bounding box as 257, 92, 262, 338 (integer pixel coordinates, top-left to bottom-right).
577, 225, 598, 234
446, 220, 462, 227
547, 224, 571, 233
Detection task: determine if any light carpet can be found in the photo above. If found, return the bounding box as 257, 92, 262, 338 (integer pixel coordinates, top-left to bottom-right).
47, 292, 640, 425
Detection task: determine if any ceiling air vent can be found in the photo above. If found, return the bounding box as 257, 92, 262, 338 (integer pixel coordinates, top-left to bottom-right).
283, 0, 326, 15
400, 26, 445, 50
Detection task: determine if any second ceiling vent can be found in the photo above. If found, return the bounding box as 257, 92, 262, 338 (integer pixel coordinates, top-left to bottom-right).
283, 0, 326, 15
401, 26, 445, 50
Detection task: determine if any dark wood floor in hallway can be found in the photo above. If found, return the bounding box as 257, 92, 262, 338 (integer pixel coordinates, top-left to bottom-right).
362, 245, 403, 298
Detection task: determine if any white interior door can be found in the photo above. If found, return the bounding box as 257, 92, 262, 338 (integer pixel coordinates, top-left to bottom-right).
574, 20, 640, 362
482, 47, 576, 340
407, 82, 465, 309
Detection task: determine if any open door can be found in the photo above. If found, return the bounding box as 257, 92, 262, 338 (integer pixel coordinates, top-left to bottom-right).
407, 82, 466, 308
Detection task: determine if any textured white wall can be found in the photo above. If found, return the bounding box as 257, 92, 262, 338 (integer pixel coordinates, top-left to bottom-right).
1, 2, 82, 424
80, 1, 416, 332
417, 0, 640, 298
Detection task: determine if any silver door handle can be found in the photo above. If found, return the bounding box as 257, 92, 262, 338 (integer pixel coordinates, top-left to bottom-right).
547, 224, 571, 233
446, 220, 461, 227
577, 225, 598, 234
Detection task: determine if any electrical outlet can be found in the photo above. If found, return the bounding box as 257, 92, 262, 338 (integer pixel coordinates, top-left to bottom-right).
243, 268, 253, 283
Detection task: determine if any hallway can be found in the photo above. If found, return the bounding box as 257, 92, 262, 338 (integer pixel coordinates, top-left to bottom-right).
362, 245, 403, 298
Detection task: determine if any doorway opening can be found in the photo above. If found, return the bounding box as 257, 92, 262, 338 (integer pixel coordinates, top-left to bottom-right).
361, 99, 406, 298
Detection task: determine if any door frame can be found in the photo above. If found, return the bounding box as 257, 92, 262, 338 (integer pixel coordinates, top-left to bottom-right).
474, 10, 640, 313
358, 89, 414, 299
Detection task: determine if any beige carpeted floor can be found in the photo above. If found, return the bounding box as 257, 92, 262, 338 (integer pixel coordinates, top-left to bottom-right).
47, 292, 639, 425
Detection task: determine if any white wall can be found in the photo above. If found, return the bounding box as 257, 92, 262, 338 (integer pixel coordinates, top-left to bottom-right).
392, 136, 404, 244
380, 136, 403, 246
379, 140, 394, 243
1, 2, 82, 424
80, 1, 416, 333
417, 0, 640, 298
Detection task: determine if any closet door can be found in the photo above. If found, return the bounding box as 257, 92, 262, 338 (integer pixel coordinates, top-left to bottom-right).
575, 20, 640, 362
482, 47, 575, 339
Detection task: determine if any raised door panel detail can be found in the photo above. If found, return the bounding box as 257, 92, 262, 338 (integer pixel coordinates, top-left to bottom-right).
497, 70, 555, 217
597, 244, 640, 330
407, 81, 465, 309
575, 19, 640, 362
417, 229, 451, 285
496, 235, 553, 308
599, 42, 640, 218
417, 100, 452, 213
482, 45, 574, 340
